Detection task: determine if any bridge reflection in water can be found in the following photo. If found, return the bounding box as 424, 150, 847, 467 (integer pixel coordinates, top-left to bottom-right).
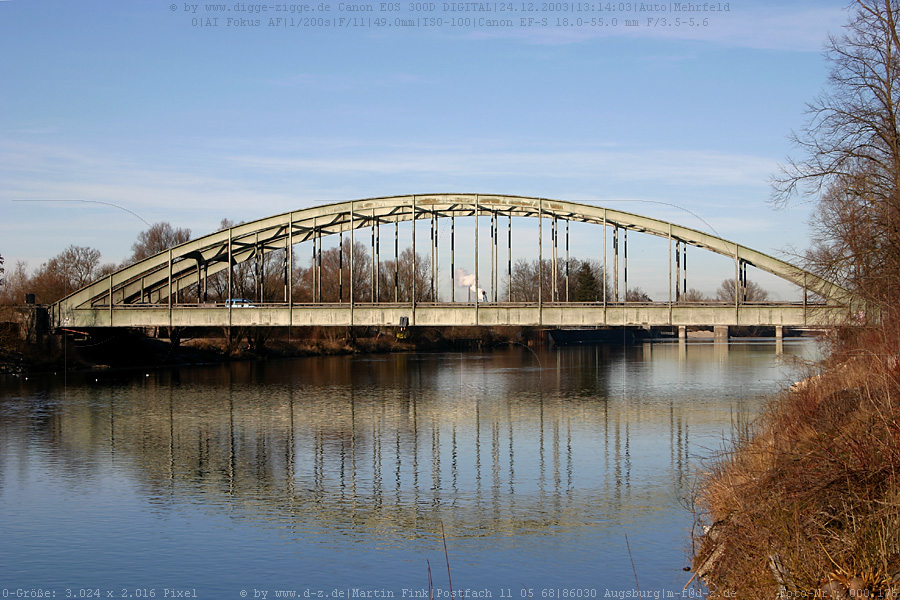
0, 343, 809, 554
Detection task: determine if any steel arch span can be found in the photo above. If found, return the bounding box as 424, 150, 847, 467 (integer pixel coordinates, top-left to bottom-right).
50, 193, 854, 330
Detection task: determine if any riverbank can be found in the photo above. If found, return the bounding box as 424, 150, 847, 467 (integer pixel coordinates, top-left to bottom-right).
692, 327, 900, 598
0, 325, 525, 376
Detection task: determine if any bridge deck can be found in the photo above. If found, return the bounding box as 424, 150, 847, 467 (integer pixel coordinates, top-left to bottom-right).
56, 301, 848, 329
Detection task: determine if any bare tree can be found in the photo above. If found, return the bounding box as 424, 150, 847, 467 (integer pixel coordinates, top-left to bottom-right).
505, 258, 559, 302
378, 248, 432, 302
772, 0, 900, 310
98, 262, 118, 277
318, 241, 373, 302
29, 245, 103, 303
130, 222, 191, 263
506, 258, 538, 301
625, 287, 652, 302
505, 257, 607, 302
0, 261, 29, 305
681, 287, 708, 302
293, 263, 314, 303
716, 278, 770, 303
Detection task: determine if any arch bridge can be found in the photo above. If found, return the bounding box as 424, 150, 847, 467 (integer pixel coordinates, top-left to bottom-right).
50, 194, 853, 332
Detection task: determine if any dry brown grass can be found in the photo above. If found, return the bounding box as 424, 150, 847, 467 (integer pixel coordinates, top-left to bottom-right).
693, 326, 900, 599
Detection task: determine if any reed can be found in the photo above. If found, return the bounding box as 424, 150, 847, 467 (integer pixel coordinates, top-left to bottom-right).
692, 325, 900, 598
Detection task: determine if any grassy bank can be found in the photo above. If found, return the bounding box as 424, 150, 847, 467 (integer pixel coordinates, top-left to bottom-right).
692, 326, 900, 598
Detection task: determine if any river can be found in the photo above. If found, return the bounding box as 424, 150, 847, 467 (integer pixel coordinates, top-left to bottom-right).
0, 339, 819, 599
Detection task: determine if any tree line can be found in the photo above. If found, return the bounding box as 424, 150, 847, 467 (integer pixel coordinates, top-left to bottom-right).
0, 220, 437, 306
0, 222, 191, 306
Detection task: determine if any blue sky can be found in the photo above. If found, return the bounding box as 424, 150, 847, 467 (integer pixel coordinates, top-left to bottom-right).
1, 0, 850, 299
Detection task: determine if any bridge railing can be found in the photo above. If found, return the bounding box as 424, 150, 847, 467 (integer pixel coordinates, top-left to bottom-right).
55, 298, 849, 329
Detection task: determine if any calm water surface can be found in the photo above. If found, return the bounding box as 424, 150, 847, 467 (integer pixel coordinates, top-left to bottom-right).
0, 340, 819, 598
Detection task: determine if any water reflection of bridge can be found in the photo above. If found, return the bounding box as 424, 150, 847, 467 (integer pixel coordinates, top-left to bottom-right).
51, 194, 854, 332
0, 345, 776, 539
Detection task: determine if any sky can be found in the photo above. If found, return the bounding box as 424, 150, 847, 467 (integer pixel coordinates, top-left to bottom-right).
0, 0, 852, 300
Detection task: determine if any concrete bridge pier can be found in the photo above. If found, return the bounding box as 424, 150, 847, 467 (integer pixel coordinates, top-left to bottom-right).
775, 325, 784, 340
714, 325, 729, 340
678, 325, 687, 341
